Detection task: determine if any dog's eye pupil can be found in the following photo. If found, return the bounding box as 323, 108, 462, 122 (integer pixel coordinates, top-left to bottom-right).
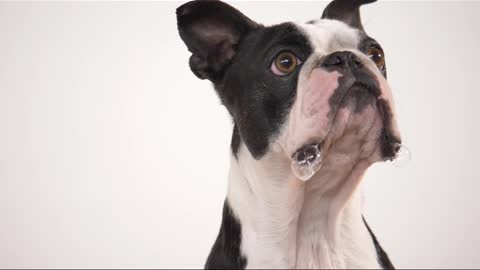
279, 57, 293, 69
272, 51, 299, 76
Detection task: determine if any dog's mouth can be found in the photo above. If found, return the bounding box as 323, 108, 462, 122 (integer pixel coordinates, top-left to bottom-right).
376, 98, 402, 161
331, 80, 402, 161
290, 81, 402, 181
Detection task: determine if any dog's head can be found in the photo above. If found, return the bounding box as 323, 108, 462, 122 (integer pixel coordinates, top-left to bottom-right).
177, 0, 401, 177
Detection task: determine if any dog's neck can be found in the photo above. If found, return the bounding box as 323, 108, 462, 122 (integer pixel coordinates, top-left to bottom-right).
227, 143, 381, 269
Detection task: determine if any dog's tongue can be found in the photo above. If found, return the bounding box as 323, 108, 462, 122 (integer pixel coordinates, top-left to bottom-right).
291, 144, 323, 181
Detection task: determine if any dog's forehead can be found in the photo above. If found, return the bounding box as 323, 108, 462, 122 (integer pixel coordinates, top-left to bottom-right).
295, 19, 361, 54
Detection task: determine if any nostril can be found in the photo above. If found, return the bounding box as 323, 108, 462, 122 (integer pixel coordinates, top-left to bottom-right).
322, 54, 344, 67
350, 53, 361, 65
330, 56, 342, 66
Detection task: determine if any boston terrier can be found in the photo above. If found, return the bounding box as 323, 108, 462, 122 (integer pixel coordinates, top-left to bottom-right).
177, 0, 401, 268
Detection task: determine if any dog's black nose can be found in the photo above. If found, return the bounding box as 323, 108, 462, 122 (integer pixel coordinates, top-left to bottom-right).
321, 51, 362, 70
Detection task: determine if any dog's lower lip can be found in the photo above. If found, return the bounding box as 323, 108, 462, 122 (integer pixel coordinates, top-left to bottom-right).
377, 99, 402, 161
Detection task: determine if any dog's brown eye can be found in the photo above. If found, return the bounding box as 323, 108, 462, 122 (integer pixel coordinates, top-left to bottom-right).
271, 51, 300, 76
367, 46, 385, 69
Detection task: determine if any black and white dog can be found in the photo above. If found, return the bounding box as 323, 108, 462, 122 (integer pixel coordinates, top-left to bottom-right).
177, 0, 401, 268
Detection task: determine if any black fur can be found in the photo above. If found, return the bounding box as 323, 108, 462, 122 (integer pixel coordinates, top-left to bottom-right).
322, 0, 377, 31
219, 23, 312, 158
178, 1, 312, 159
363, 217, 395, 269
205, 200, 246, 269
177, 0, 259, 82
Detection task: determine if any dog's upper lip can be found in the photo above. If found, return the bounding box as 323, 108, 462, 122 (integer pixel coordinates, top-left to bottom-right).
348, 80, 380, 97
332, 79, 379, 115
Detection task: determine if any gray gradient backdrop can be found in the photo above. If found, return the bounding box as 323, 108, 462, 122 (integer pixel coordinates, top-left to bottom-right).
1, 1, 479, 268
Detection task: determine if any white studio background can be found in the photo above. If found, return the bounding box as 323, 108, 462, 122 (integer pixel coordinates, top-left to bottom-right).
1, 1, 479, 268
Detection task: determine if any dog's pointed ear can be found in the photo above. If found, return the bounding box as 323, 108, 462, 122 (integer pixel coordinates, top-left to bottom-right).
176, 0, 259, 82
321, 0, 376, 31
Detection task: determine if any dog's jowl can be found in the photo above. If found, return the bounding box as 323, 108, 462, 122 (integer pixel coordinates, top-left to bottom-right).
177, 0, 401, 269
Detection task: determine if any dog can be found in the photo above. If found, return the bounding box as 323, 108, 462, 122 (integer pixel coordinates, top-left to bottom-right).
177, 0, 401, 268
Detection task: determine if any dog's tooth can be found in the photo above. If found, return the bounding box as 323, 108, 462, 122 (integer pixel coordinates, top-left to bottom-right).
291, 144, 323, 181
391, 143, 411, 168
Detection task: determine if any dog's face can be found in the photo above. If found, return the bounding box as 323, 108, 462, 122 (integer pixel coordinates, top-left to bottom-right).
177, 0, 401, 171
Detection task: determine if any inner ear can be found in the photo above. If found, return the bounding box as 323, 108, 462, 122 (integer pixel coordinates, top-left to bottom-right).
321, 0, 377, 31
177, 0, 260, 82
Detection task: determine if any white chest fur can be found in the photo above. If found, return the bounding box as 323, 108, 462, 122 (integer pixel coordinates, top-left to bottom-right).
227, 145, 381, 269
295, 192, 380, 269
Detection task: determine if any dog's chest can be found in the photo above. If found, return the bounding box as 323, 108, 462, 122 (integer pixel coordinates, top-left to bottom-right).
238, 200, 380, 269
293, 194, 381, 269
228, 170, 380, 269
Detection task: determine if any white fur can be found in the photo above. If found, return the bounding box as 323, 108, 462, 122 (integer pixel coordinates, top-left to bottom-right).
228, 143, 380, 269
226, 20, 398, 269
